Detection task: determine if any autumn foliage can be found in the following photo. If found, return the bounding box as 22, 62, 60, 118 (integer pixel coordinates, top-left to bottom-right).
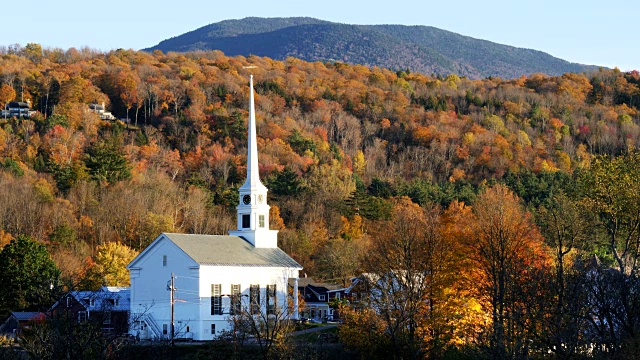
0, 44, 640, 357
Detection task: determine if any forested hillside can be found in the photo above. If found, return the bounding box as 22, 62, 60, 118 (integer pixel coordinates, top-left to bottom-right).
145, 17, 598, 79
2, 44, 640, 357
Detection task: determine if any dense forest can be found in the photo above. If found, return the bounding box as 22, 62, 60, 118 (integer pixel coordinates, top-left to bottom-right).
146, 17, 597, 79
1, 43, 640, 358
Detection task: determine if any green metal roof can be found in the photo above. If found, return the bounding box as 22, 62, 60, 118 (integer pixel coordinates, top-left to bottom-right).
163, 233, 302, 268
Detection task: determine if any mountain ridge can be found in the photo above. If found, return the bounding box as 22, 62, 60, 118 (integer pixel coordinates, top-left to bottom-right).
145, 17, 600, 79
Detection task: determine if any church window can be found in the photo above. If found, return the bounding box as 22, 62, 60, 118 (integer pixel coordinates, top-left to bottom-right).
163, 255, 167, 267
258, 215, 265, 228
250, 284, 260, 314
230, 284, 241, 315
266, 284, 276, 315
163, 324, 168, 335
211, 324, 216, 335
211, 284, 222, 315
242, 214, 251, 229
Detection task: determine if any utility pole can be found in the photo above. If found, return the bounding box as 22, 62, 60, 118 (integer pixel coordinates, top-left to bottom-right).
169, 273, 175, 346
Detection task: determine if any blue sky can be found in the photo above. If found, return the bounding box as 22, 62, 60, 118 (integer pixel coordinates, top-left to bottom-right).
3, 0, 636, 71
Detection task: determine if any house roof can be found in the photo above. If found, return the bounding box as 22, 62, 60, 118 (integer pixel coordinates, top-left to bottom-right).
11, 312, 45, 321
89, 103, 105, 111
289, 277, 342, 291
7, 101, 30, 108
52, 286, 131, 312
145, 233, 302, 268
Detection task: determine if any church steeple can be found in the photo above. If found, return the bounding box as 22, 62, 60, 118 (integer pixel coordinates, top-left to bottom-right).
229, 75, 278, 248
241, 75, 268, 194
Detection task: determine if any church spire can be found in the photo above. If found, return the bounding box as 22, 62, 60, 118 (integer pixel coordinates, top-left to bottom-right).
229, 74, 278, 248
241, 75, 267, 193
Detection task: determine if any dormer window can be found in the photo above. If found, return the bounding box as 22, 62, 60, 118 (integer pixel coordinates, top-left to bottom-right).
319, 295, 326, 301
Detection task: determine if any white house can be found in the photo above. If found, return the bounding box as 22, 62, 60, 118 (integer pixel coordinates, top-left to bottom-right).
2, 101, 35, 118
127, 75, 302, 341
89, 102, 116, 120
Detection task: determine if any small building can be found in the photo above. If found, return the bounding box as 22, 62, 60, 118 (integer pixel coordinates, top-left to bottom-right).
0, 312, 46, 339
2, 101, 35, 118
49, 286, 130, 334
89, 102, 116, 120
293, 277, 344, 322
343, 275, 372, 308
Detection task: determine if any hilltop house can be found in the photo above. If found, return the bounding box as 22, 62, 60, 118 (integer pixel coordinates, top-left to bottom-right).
127, 75, 302, 341
2, 101, 35, 118
89, 102, 116, 120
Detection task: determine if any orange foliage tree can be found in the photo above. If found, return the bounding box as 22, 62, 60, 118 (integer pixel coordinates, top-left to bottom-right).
463, 185, 550, 358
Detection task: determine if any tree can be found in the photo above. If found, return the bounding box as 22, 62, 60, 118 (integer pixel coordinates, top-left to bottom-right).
352, 197, 455, 359
85, 138, 131, 184
314, 233, 367, 287
339, 306, 392, 360
266, 166, 305, 197
527, 192, 591, 357
0, 236, 60, 314
229, 286, 295, 360
117, 70, 140, 124
577, 151, 640, 353
82, 242, 138, 289
465, 185, 549, 359
0, 83, 16, 107
23, 43, 43, 63
20, 308, 129, 360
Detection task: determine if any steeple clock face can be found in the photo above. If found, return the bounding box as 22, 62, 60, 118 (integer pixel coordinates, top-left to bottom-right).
242, 195, 251, 205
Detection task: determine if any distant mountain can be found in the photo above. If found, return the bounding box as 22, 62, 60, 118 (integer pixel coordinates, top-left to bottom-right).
145, 17, 599, 79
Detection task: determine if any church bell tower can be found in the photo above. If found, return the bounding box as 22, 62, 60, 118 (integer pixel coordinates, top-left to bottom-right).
229, 75, 278, 248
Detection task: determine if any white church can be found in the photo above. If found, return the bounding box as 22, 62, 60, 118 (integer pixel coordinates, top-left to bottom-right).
127, 75, 302, 341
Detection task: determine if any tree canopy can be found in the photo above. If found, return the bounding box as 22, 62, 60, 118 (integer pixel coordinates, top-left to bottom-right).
0, 235, 60, 314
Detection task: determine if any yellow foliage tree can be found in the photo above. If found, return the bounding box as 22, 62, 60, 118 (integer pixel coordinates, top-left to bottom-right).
0, 230, 13, 249
83, 242, 138, 289
0, 84, 16, 106
269, 205, 286, 230
353, 150, 366, 177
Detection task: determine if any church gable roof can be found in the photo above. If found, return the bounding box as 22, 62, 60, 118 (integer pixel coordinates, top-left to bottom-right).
163, 233, 302, 268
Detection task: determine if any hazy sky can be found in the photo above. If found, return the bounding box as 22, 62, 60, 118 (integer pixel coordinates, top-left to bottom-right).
3, 0, 636, 71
